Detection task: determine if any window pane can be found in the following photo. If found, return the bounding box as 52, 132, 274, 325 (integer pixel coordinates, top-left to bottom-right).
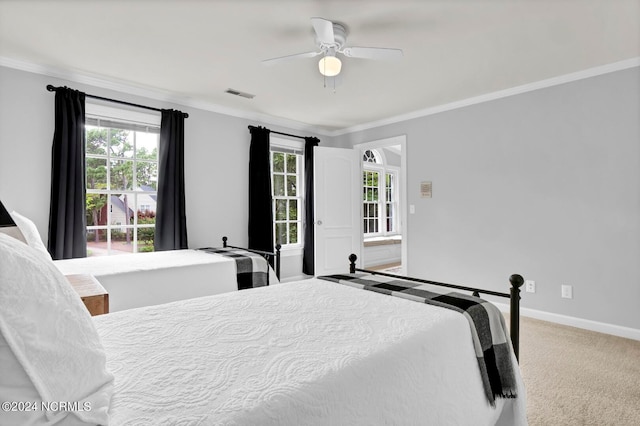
136, 161, 158, 189
137, 195, 156, 224
137, 227, 155, 253
287, 175, 297, 196
86, 127, 107, 155
86, 229, 107, 257
110, 160, 134, 190
275, 223, 287, 245
86, 194, 108, 226
289, 200, 297, 220
109, 228, 133, 254
135, 132, 158, 160
110, 193, 134, 226
289, 223, 298, 244
366, 188, 373, 201
372, 188, 379, 202
273, 152, 285, 173
275, 199, 287, 220
110, 129, 134, 158
86, 118, 157, 256
273, 174, 285, 196
286, 154, 296, 173
86, 158, 107, 189
271, 150, 303, 248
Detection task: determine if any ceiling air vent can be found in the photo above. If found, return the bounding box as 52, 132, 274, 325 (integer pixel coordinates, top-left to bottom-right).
225, 88, 255, 99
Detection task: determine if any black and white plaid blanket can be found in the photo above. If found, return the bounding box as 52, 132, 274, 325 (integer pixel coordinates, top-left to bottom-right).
199, 247, 269, 290
318, 273, 518, 406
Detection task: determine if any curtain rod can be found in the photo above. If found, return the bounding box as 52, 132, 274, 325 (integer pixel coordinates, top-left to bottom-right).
248, 125, 315, 141
46, 85, 189, 118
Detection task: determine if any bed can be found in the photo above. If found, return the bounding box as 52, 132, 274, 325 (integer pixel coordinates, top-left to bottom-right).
0, 233, 527, 426
53, 237, 281, 312
5, 210, 281, 311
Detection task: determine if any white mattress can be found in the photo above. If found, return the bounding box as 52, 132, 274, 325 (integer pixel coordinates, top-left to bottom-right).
54, 249, 239, 311
94, 278, 527, 425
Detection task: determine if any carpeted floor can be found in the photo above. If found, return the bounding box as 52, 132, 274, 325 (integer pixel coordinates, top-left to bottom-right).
513, 315, 640, 425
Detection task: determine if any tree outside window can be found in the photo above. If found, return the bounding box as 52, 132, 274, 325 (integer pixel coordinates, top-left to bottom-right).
85, 120, 159, 256
271, 146, 304, 247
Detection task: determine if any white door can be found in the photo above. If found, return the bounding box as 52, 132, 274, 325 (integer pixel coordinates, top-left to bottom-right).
314, 146, 361, 276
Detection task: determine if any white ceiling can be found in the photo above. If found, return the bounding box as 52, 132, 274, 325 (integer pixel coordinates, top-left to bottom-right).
1, 1, 638, 133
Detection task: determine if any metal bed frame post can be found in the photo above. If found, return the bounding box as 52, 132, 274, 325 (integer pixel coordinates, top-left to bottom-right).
348, 254, 524, 362
222, 236, 282, 281
509, 274, 524, 361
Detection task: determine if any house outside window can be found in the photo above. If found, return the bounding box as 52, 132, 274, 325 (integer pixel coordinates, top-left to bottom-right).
271, 137, 304, 248
362, 149, 399, 237
85, 104, 160, 256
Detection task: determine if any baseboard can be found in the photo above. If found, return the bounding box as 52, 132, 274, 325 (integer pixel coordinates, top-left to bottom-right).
492, 303, 640, 341
279, 274, 311, 283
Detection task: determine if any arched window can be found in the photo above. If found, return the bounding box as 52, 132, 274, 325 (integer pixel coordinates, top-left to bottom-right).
362, 148, 398, 236
362, 149, 381, 164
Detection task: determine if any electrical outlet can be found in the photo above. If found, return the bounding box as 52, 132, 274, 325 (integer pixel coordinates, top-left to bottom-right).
561, 285, 573, 299
525, 280, 536, 293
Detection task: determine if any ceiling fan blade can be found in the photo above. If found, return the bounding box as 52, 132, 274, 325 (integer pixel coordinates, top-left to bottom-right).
311, 17, 335, 45
262, 51, 320, 65
341, 47, 403, 60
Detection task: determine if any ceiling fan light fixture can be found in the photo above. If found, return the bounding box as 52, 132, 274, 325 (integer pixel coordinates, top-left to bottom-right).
318, 55, 342, 77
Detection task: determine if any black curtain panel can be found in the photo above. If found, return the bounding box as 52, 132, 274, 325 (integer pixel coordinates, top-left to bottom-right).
48, 87, 87, 259
154, 109, 188, 251
302, 137, 320, 275
248, 126, 274, 253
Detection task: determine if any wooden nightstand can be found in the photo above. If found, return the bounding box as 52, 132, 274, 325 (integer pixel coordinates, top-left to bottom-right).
66, 274, 109, 316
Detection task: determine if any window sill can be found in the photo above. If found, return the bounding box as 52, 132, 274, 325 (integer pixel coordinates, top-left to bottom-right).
363, 236, 402, 247
278, 245, 304, 257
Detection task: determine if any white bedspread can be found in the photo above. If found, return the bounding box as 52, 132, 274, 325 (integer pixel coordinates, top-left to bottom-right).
54, 249, 231, 276
94, 278, 527, 425
54, 250, 238, 311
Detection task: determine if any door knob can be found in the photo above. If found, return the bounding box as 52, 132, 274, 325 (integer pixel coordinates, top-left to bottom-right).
316, 220, 323, 225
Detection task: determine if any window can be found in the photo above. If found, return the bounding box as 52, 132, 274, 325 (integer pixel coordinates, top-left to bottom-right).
362, 149, 399, 237
85, 105, 160, 256
271, 138, 304, 247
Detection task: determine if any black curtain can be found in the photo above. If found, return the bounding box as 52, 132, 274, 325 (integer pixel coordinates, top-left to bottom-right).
248, 126, 273, 253
302, 137, 320, 275
154, 109, 188, 251
48, 87, 87, 259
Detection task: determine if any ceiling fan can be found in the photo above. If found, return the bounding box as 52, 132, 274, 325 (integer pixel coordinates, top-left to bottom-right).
262, 17, 403, 77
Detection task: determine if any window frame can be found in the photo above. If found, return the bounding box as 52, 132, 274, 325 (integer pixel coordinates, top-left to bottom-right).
85, 103, 161, 256
270, 137, 305, 251
362, 149, 400, 238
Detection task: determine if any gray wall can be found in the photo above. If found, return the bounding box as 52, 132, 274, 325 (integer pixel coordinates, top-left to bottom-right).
0, 66, 323, 279
333, 67, 640, 330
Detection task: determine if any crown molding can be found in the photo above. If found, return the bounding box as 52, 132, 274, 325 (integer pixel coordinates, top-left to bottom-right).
329, 57, 640, 137
0, 56, 331, 136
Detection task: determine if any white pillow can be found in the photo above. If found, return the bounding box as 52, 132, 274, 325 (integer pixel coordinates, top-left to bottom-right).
10, 211, 52, 261
0, 233, 113, 426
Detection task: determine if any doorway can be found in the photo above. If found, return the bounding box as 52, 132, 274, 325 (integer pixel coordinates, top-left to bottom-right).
354, 135, 407, 275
